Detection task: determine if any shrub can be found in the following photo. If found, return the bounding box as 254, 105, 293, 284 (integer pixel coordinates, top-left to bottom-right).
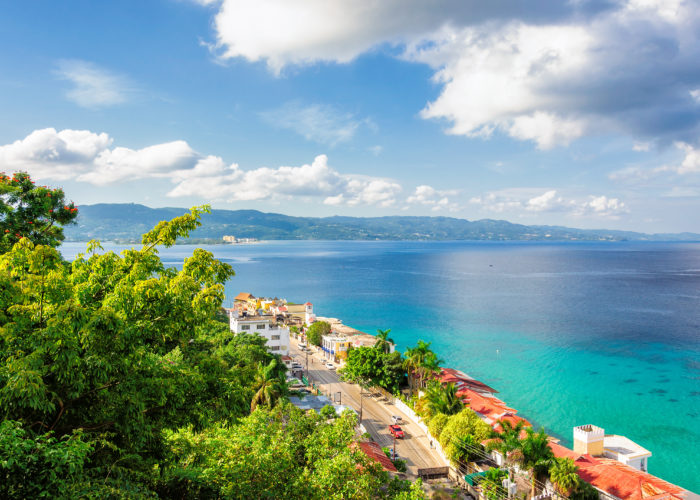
428, 413, 450, 440
438, 408, 491, 464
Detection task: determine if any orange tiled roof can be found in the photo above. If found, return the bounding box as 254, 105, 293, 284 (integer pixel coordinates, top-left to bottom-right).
549, 442, 689, 500
235, 292, 253, 301
356, 441, 397, 472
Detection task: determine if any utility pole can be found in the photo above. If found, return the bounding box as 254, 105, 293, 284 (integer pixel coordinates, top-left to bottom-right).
359, 385, 363, 423
392, 432, 397, 461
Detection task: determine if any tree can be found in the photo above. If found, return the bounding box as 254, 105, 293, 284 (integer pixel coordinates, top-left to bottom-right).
0, 171, 78, 253
438, 408, 491, 464
251, 358, 289, 411
374, 328, 395, 353
340, 346, 404, 393
306, 320, 331, 346
486, 419, 526, 466
479, 467, 508, 500
549, 457, 580, 496
403, 340, 443, 396
569, 478, 600, 500
424, 381, 463, 418
520, 428, 554, 498
427, 413, 450, 440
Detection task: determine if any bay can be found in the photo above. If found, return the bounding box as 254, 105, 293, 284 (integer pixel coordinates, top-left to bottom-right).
61, 240, 700, 492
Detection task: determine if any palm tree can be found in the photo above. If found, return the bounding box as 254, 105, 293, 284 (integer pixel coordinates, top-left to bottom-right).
250, 358, 289, 412
549, 457, 580, 496
403, 340, 444, 396
419, 351, 443, 389
520, 427, 554, 498
374, 328, 395, 353
486, 419, 525, 466
424, 381, 463, 417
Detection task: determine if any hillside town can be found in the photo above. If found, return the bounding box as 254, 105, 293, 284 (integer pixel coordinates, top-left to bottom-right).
228, 292, 699, 500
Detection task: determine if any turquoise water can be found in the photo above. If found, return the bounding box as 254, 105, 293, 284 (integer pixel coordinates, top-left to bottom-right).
61, 240, 700, 492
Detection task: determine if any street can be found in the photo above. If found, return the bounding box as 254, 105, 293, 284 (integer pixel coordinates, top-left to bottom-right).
289, 338, 447, 476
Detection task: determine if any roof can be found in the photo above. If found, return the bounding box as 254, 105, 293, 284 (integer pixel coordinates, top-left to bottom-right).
281, 355, 292, 361
604, 434, 652, 459
234, 292, 253, 301
304, 302, 313, 306
439, 368, 499, 394
356, 441, 397, 472
548, 443, 691, 500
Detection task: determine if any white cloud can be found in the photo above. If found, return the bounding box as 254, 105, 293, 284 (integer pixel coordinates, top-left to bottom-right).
0, 128, 405, 208
260, 101, 369, 146
200, 0, 700, 148
55, 60, 133, 108
633, 141, 651, 152
406, 185, 460, 211
609, 141, 700, 182
470, 188, 627, 217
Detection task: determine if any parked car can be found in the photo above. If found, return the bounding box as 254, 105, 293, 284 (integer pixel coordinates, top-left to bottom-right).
292, 363, 303, 369
389, 425, 404, 439
325, 363, 336, 370
391, 415, 402, 424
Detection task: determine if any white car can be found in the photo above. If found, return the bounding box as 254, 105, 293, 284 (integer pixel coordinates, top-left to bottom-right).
325, 363, 336, 370
391, 415, 402, 424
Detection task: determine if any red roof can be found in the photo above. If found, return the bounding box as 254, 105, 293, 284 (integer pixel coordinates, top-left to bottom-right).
548, 443, 688, 500
439, 368, 499, 394
278, 305, 288, 312
281, 355, 292, 361
304, 302, 313, 306
356, 441, 397, 472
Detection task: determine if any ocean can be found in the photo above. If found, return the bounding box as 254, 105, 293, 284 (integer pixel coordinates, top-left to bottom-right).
60, 240, 700, 492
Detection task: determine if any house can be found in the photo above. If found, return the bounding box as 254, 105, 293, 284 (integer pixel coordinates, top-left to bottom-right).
355, 441, 398, 472
304, 302, 316, 324
229, 312, 290, 356
574, 424, 652, 472
234, 292, 253, 303
549, 440, 695, 500
321, 334, 351, 363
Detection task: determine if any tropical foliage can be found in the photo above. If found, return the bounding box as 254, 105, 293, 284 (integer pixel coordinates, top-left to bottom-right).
0, 182, 427, 499
403, 340, 443, 396
520, 427, 555, 498
549, 457, 581, 496
0, 171, 78, 253
374, 328, 394, 353
438, 408, 491, 464
339, 346, 405, 393
306, 320, 331, 346
423, 381, 464, 418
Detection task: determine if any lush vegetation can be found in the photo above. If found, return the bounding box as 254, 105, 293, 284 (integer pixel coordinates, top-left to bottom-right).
0, 174, 426, 499
306, 320, 331, 346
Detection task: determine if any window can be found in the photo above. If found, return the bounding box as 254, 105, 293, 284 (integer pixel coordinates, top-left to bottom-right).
271, 335, 280, 340
257, 324, 266, 330
240, 325, 250, 331
270, 346, 280, 351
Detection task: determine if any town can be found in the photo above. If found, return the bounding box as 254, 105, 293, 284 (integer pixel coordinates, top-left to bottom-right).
227, 292, 698, 500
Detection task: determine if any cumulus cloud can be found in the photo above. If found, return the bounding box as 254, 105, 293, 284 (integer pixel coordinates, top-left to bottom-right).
470, 188, 627, 217
200, 0, 700, 148
406, 185, 460, 211
0, 128, 407, 208
260, 101, 370, 146
610, 141, 700, 182
55, 60, 134, 108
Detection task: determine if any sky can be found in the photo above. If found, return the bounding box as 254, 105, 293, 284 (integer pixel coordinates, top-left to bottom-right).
1, 0, 699, 233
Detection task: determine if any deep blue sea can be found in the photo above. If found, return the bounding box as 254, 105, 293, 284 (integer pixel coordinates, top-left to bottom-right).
61, 240, 700, 492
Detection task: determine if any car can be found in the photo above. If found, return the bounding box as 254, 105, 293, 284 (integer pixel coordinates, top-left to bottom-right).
389, 425, 404, 439
292, 363, 303, 369
325, 363, 336, 370
389, 447, 399, 460
298, 342, 307, 348
391, 415, 402, 424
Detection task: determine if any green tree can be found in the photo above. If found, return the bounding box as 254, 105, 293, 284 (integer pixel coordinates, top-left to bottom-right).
486, 419, 526, 466
0, 171, 78, 253
403, 340, 443, 396
424, 381, 464, 417
479, 467, 508, 500
427, 413, 450, 440
520, 428, 554, 498
306, 320, 331, 346
438, 408, 491, 464
374, 328, 395, 353
250, 358, 289, 411
569, 478, 600, 500
339, 347, 404, 393
549, 457, 580, 496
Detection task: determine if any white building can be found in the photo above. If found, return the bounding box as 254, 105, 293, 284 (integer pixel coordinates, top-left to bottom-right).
304, 302, 316, 324
573, 424, 652, 472
229, 313, 290, 356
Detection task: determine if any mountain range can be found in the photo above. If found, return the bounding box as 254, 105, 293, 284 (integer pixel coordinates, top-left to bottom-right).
63, 204, 700, 243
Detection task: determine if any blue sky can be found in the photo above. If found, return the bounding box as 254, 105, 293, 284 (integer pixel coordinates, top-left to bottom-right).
1, 0, 699, 233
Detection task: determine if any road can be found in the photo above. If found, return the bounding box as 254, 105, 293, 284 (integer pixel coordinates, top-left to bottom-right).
289, 338, 447, 476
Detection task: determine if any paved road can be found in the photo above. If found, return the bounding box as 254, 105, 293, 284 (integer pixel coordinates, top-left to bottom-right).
289, 338, 447, 476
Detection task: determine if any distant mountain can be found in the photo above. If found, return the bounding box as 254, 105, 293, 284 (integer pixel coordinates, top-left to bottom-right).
63, 203, 700, 242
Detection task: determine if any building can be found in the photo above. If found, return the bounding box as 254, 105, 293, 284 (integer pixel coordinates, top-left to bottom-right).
549, 441, 695, 500
304, 302, 316, 324
229, 312, 290, 356
355, 441, 398, 472
321, 334, 351, 363
223, 235, 236, 243
574, 424, 652, 472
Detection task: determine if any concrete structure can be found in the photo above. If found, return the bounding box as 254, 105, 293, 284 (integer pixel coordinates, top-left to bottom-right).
574, 424, 606, 457
321, 335, 351, 363
573, 425, 652, 472
304, 302, 316, 324
229, 313, 290, 355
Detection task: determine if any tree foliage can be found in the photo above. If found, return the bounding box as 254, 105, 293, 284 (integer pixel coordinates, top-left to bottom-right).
438, 408, 491, 464
339, 347, 404, 393
0, 171, 78, 253
549, 457, 581, 496
424, 381, 463, 418
306, 320, 331, 346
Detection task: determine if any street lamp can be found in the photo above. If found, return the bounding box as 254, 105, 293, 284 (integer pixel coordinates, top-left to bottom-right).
336, 391, 341, 404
